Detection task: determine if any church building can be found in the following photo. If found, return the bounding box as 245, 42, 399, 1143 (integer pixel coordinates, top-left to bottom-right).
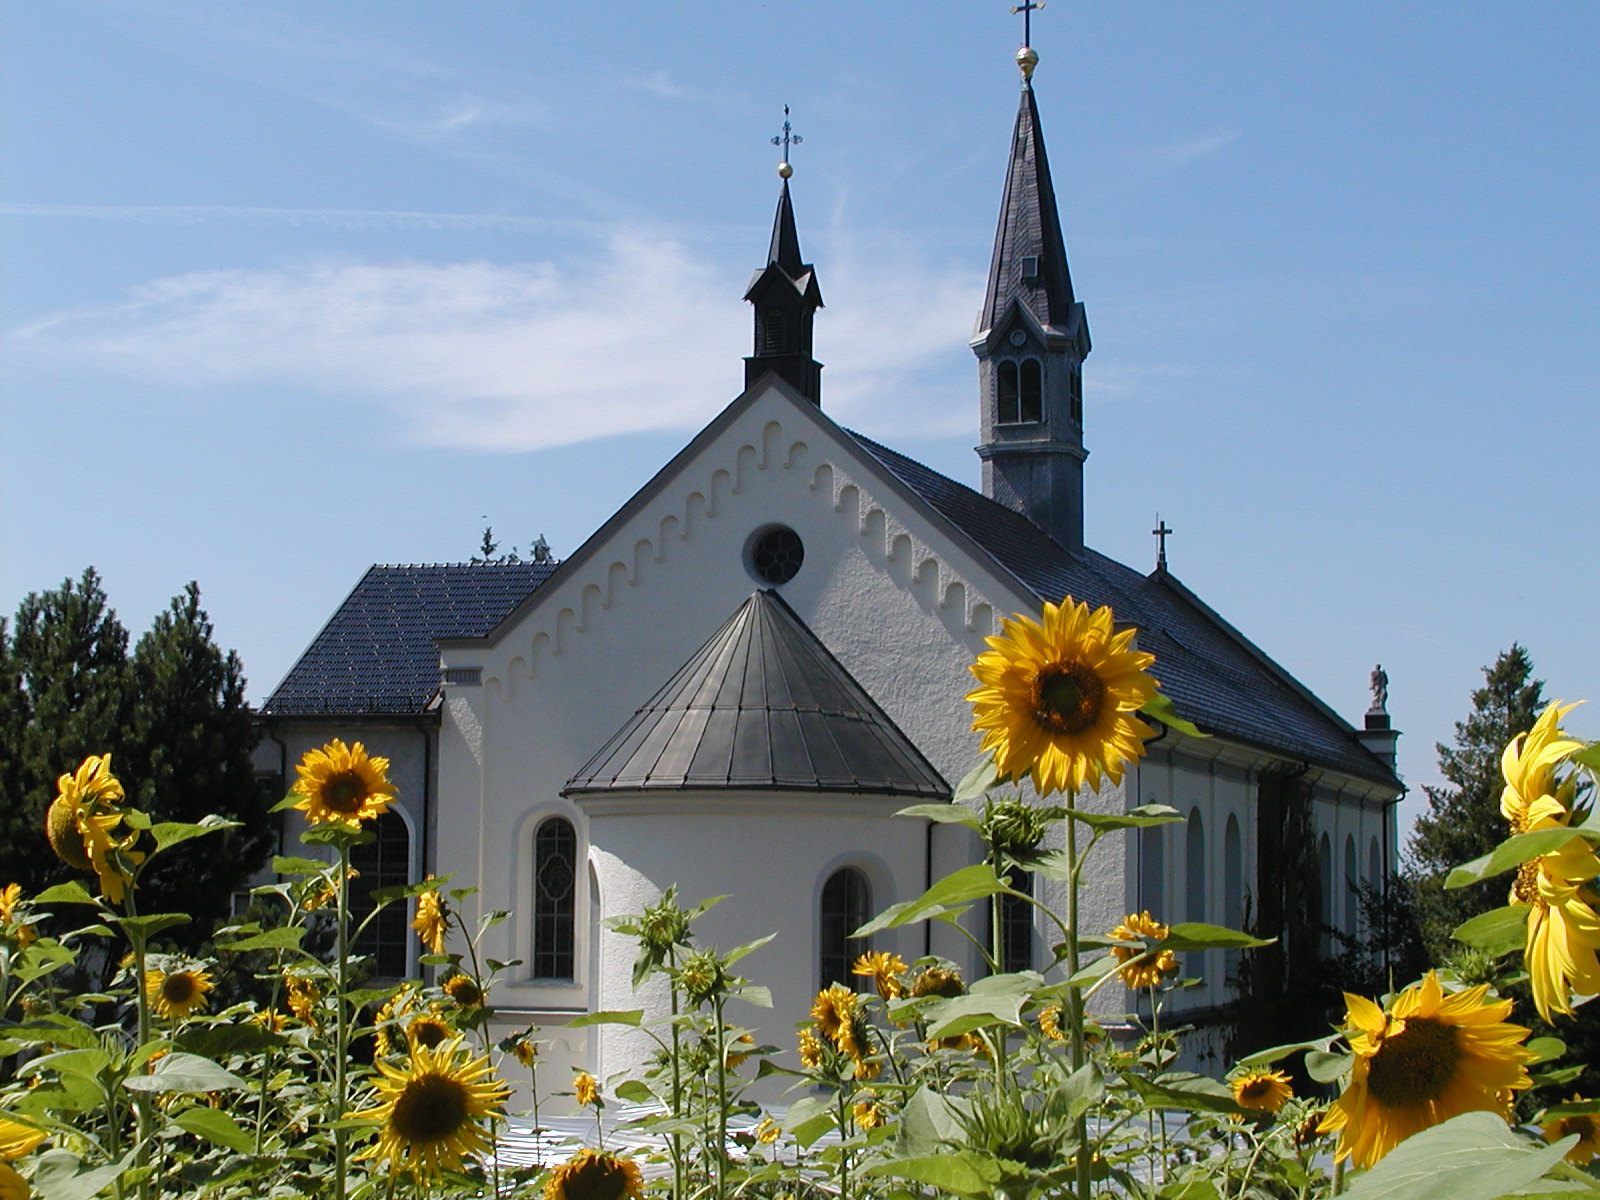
257, 40, 1403, 1093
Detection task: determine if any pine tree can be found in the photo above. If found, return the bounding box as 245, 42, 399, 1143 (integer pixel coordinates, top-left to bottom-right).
125, 583, 271, 944
1405, 644, 1545, 961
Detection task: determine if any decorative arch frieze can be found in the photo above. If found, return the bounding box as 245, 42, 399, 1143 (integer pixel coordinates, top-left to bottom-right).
479, 415, 1003, 687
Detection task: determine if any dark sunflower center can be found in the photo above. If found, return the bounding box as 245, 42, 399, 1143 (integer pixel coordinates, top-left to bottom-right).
162, 974, 197, 1004
321, 771, 368, 813
563, 1157, 633, 1200
410, 1020, 449, 1049
389, 1073, 469, 1144
1031, 663, 1106, 735
1366, 1016, 1460, 1108
1240, 1079, 1272, 1102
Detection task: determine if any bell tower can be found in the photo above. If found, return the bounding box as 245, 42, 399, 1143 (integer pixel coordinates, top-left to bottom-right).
744, 109, 824, 404
972, 39, 1091, 551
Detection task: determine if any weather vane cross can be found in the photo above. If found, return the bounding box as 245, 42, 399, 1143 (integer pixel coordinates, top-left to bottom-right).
1152, 516, 1173, 571
771, 105, 802, 165
1010, 0, 1045, 46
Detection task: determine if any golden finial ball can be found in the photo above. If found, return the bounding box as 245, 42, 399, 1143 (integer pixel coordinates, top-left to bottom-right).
1017, 45, 1039, 78
778, 160, 793, 179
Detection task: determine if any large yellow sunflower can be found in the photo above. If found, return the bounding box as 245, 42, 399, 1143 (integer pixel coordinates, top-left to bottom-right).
1319, 972, 1536, 1168
349, 1037, 509, 1181
1107, 911, 1179, 990
413, 880, 448, 954
1501, 701, 1584, 830
0, 1162, 26, 1200
966, 597, 1160, 797
0, 1115, 45, 1159
1231, 1068, 1294, 1114
544, 1148, 644, 1200
290, 738, 397, 826
1511, 824, 1600, 1023
144, 966, 214, 1020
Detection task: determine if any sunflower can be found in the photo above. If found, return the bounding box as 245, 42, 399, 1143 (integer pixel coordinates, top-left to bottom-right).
754, 1116, 781, 1145
852, 950, 907, 999
1319, 972, 1536, 1168
350, 1036, 509, 1181
1506, 794, 1600, 1022
506, 1028, 539, 1068
724, 1032, 755, 1070
910, 965, 965, 999
407, 1012, 453, 1051
811, 985, 864, 1058
145, 966, 214, 1020
544, 1148, 643, 1200
0, 1162, 25, 1200
852, 1092, 886, 1130
1107, 912, 1179, 990
1231, 1068, 1294, 1114
1037, 1004, 1066, 1042
0, 1115, 45, 1159
252, 1009, 288, 1034
443, 974, 482, 1007
1542, 1098, 1600, 1166
0, 884, 34, 951
285, 974, 321, 1025
413, 881, 447, 954
46, 755, 141, 904
966, 597, 1160, 797
290, 738, 397, 826
573, 1071, 600, 1108
1501, 701, 1583, 831
797, 1026, 824, 1069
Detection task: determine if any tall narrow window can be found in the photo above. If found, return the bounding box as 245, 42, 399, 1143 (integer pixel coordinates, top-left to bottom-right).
533, 817, 577, 980
1019, 359, 1043, 423
1069, 369, 1083, 423
1223, 815, 1244, 988
1140, 826, 1166, 915
351, 810, 410, 978
1317, 833, 1334, 956
760, 309, 789, 354
1344, 835, 1359, 937
819, 868, 870, 991
996, 361, 1021, 424
1185, 810, 1207, 983
991, 869, 1033, 973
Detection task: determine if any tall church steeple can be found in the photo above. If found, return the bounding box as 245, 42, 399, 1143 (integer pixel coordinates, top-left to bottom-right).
973, 42, 1091, 551
745, 111, 824, 404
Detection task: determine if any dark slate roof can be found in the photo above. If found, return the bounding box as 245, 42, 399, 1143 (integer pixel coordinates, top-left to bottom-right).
564, 590, 950, 798
846, 432, 1399, 788
262, 562, 556, 717
978, 80, 1077, 337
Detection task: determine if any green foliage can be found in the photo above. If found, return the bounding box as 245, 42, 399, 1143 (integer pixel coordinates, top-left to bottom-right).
1407, 645, 1546, 962
0, 572, 271, 948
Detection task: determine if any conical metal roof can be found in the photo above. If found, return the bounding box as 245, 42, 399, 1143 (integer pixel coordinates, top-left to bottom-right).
564, 590, 950, 798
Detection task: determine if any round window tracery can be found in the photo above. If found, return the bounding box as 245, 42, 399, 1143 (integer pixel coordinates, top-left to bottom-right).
748, 526, 804, 585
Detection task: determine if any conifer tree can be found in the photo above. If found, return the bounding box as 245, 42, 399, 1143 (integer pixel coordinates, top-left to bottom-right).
1405, 644, 1545, 961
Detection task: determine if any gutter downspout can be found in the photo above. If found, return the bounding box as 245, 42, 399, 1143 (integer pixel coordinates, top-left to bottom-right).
924, 819, 934, 959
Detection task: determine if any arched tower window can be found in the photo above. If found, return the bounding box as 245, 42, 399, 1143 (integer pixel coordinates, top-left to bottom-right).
759, 309, 790, 355
996, 361, 1021, 425
1344, 834, 1359, 936
1019, 359, 1043, 423
1185, 809, 1207, 981
1140, 826, 1166, 915
533, 817, 577, 980
993, 869, 1033, 973
1068, 367, 1083, 424
820, 867, 871, 991
351, 810, 410, 978
1223, 815, 1243, 987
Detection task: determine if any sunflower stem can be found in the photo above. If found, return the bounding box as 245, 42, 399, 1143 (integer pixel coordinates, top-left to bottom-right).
125, 891, 152, 1200
335, 841, 351, 1200
713, 992, 730, 1200
669, 947, 685, 1200
1062, 794, 1091, 1200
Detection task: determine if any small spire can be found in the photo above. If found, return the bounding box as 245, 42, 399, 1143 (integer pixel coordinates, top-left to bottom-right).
1152, 516, 1172, 572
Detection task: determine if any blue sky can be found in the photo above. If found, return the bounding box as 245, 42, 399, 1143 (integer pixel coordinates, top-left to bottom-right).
3, 2, 1596, 839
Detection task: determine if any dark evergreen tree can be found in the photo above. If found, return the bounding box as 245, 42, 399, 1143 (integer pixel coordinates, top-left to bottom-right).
0, 569, 133, 893
1405, 644, 1545, 962
126, 583, 270, 944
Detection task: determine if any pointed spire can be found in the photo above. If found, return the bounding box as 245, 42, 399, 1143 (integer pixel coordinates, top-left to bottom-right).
768, 178, 805, 275
977, 66, 1077, 338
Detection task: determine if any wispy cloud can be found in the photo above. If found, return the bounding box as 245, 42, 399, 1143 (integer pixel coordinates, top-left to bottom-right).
11, 238, 982, 451
1132, 130, 1242, 175
0, 202, 609, 235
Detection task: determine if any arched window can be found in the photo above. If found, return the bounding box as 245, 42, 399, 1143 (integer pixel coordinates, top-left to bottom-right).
1317, 833, 1334, 956
1223, 815, 1243, 987
533, 817, 577, 980
993, 869, 1033, 974
1344, 835, 1359, 936
996, 361, 1021, 425
1185, 810, 1207, 983
1140, 826, 1166, 915
1019, 359, 1043, 423
760, 309, 789, 354
1368, 837, 1382, 896
351, 810, 410, 978
820, 868, 871, 991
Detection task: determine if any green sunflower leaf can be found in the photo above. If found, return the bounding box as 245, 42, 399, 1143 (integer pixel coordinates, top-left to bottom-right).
1445, 828, 1585, 889
896, 802, 982, 829
853, 865, 1008, 937
175, 1107, 253, 1153
1141, 692, 1208, 738
1338, 1111, 1576, 1200
1452, 905, 1529, 956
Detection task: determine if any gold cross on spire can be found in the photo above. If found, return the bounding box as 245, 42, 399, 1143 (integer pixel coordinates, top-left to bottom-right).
771, 105, 803, 178
1010, 0, 1045, 47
